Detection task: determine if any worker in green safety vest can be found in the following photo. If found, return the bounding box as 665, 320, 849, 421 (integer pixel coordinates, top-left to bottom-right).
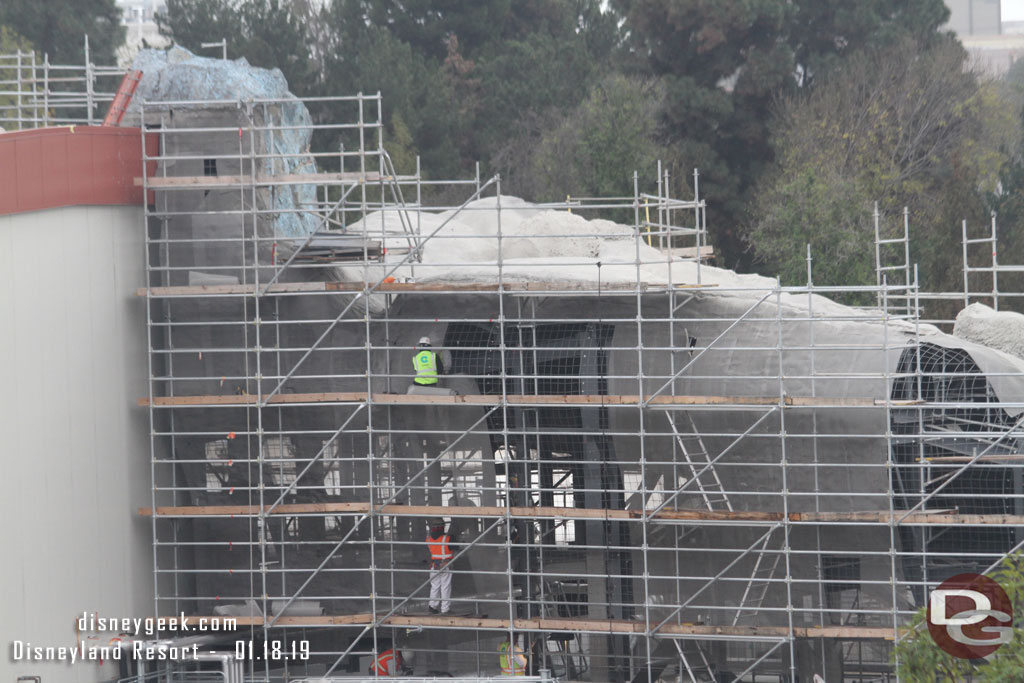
498, 638, 527, 675
412, 336, 444, 386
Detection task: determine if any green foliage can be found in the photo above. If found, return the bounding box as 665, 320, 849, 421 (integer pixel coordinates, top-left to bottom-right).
161, 0, 619, 180
318, 22, 462, 178
746, 166, 875, 292
471, 30, 603, 159
157, 0, 241, 51
1005, 57, 1024, 104
612, 0, 951, 269
789, 0, 952, 83
334, 0, 514, 60
746, 39, 1017, 298
894, 555, 1024, 681
986, 64, 1024, 280
0, 24, 33, 53
501, 74, 665, 206
0, 0, 124, 65
385, 113, 417, 176
331, 0, 617, 63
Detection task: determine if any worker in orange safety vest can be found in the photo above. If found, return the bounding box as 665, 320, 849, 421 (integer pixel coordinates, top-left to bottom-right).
369, 648, 402, 676
427, 521, 454, 614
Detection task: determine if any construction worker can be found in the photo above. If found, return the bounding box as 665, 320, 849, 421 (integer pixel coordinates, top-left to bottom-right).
426, 521, 454, 614
369, 648, 402, 676
498, 638, 527, 675
412, 337, 444, 386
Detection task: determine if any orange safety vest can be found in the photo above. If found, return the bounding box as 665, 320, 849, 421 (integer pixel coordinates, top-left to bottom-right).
427, 533, 453, 560
370, 649, 398, 676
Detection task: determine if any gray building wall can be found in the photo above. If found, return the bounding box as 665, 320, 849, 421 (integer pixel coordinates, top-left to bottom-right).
0, 205, 153, 682
947, 0, 1002, 36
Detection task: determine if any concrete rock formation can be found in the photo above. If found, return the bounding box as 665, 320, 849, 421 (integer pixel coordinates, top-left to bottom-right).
954, 302, 1024, 361
126, 47, 318, 237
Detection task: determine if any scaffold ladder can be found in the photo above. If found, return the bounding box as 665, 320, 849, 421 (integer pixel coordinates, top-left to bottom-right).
731, 529, 781, 626
540, 581, 589, 679
102, 69, 142, 126
673, 640, 715, 683
664, 412, 732, 512
873, 203, 913, 316
379, 148, 420, 260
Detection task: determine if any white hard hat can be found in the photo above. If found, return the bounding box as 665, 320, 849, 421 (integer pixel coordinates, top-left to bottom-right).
418, 336, 431, 346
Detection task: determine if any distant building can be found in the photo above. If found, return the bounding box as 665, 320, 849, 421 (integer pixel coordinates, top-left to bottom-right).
116, 0, 167, 24
946, 0, 1002, 36
944, 0, 1024, 76
115, 0, 170, 67
957, 33, 1024, 75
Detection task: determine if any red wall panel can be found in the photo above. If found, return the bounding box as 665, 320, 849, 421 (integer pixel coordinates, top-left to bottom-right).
0, 126, 158, 215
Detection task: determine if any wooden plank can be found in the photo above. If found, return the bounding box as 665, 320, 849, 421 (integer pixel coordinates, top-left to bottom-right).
791, 511, 1024, 525
135, 282, 332, 297
138, 502, 783, 523
135, 171, 414, 188
919, 454, 1024, 463
802, 625, 899, 640
659, 245, 715, 259
139, 391, 880, 408
135, 281, 654, 297
140, 502, 1024, 525
141, 502, 364, 516
138, 392, 368, 407
175, 613, 900, 640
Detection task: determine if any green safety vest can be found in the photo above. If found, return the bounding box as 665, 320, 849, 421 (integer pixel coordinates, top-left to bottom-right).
413, 350, 438, 385
499, 641, 526, 675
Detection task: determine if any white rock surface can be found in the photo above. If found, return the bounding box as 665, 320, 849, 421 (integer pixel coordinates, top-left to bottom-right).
343, 196, 866, 318
954, 303, 1024, 361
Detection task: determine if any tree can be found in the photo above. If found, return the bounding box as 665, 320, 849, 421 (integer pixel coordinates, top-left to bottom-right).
317, 21, 463, 178
983, 59, 1024, 280
611, 0, 952, 270
470, 1, 620, 171
331, 0, 617, 63
157, 0, 242, 53
744, 166, 875, 292
744, 39, 1017, 299
470, 26, 611, 161
789, 0, 952, 85
498, 73, 666, 206
334, 0, 514, 61
894, 554, 1024, 681
321, 0, 619, 173
158, 0, 621, 182
0, 24, 34, 53
0, 0, 124, 66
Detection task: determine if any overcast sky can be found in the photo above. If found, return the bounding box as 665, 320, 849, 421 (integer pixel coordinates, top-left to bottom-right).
1006, 0, 1024, 22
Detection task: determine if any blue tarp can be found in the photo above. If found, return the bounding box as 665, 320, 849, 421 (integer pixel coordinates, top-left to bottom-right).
129, 47, 318, 237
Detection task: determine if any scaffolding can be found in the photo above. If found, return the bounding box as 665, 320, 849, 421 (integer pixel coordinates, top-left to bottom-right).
0, 40, 126, 129
4, 50, 1023, 677
121, 91, 1024, 683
